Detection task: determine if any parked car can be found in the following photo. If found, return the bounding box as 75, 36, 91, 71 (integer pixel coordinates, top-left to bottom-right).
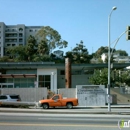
38, 94, 78, 109
0, 94, 21, 102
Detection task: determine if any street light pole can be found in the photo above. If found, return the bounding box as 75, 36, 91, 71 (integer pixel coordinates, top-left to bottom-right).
108, 6, 117, 112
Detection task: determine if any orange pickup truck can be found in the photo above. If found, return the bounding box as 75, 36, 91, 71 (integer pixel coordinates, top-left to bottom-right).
38, 94, 78, 109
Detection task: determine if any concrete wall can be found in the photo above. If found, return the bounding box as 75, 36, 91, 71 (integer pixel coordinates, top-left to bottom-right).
0, 88, 47, 102
78, 93, 105, 106
58, 85, 106, 106
76, 85, 106, 106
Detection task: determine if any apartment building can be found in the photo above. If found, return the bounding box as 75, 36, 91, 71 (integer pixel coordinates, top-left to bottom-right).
0, 22, 43, 57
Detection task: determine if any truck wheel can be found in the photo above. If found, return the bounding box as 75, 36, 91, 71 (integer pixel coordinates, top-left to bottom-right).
67, 103, 73, 109
42, 103, 49, 109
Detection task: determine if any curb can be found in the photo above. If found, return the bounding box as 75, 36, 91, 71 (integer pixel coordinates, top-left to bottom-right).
0, 108, 130, 115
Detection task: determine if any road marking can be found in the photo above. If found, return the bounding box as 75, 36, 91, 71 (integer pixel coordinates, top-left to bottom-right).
0, 123, 117, 128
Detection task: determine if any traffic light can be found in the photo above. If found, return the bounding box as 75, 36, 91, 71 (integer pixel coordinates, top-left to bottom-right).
126, 26, 130, 40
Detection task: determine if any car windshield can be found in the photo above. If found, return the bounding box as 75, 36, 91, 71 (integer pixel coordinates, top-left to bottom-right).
52, 95, 59, 100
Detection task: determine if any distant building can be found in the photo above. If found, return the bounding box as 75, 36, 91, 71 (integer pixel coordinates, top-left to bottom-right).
53, 50, 64, 58
90, 57, 99, 63
0, 22, 43, 57
101, 53, 130, 63
113, 56, 130, 63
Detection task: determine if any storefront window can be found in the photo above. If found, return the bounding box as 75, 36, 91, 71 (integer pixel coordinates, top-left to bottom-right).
38, 75, 50, 89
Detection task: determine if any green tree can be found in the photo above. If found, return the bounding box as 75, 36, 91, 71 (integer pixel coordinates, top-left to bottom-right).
36, 26, 68, 54
89, 68, 116, 86
95, 46, 108, 58
119, 70, 130, 86
89, 68, 130, 87
89, 68, 108, 85
66, 40, 90, 63
0, 56, 10, 62
25, 35, 37, 61
6, 46, 27, 61
95, 47, 128, 59
37, 40, 49, 56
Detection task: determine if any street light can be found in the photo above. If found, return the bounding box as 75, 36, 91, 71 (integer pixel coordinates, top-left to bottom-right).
108, 6, 117, 112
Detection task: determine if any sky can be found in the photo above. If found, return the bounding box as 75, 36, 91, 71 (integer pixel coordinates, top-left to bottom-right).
0, 0, 130, 55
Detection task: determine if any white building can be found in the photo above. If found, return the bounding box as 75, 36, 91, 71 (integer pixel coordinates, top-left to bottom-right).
101, 53, 130, 63
0, 22, 43, 57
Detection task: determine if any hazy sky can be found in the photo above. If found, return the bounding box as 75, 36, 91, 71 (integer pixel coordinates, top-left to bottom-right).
1, 0, 130, 55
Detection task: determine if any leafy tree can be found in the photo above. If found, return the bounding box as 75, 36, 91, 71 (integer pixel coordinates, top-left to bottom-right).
95, 46, 128, 58
89, 68, 108, 85
0, 56, 10, 62
6, 35, 37, 62
66, 40, 90, 63
94, 46, 109, 58
32, 54, 52, 62
37, 40, 49, 56
25, 35, 37, 61
89, 68, 130, 87
36, 26, 68, 54
119, 70, 130, 86
89, 68, 116, 86
6, 46, 27, 61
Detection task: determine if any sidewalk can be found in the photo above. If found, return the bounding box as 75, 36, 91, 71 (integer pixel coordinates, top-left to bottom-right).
0, 104, 130, 115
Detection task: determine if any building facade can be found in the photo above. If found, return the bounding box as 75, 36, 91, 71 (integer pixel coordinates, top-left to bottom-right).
0, 62, 130, 93
0, 22, 43, 57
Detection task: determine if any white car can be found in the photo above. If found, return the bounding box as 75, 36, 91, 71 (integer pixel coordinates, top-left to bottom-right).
0, 94, 21, 102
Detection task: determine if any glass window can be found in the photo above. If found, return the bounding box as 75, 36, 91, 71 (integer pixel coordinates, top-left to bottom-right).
27, 78, 35, 82
39, 75, 44, 82
14, 78, 20, 83
38, 75, 50, 88
20, 83, 27, 88
2, 85, 8, 88
19, 28, 23, 32
0, 95, 7, 99
14, 83, 20, 88
45, 75, 50, 81
60, 70, 65, 75
45, 82, 50, 89
27, 83, 34, 88
20, 78, 27, 83
8, 85, 13, 88
7, 78, 13, 82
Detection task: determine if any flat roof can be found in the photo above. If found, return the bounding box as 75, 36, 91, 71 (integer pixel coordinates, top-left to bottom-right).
0, 74, 37, 78
0, 62, 129, 70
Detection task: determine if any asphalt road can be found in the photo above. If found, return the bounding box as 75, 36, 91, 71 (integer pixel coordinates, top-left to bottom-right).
0, 112, 129, 130
0, 107, 130, 115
